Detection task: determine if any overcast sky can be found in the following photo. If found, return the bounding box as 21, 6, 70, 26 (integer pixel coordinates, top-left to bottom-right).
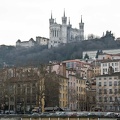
0, 0, 120, 45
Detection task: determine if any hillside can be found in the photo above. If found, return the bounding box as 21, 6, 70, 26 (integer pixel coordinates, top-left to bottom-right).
0, 33, 120, 68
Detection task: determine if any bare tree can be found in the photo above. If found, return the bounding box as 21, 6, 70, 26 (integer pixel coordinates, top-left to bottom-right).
44, 72, 60, 107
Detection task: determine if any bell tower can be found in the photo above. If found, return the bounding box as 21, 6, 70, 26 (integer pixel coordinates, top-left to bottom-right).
79, 15, 84, 40
49, 11, 54, 25
62, 9, 67, 25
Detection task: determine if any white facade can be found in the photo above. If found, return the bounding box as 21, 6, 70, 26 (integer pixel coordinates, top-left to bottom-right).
16, 38, 35, 48
101, 59, 120, 75
16, 37, 49, 48
83, 49, 120, 59
48, 11, 84, 48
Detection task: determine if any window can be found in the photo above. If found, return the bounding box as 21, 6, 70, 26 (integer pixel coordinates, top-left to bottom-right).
115, 97, 118, 102
93, 97, 95, 102
109, 89, 112, 94
104, 106, 107, 111
104, 97, 107, 102
99, 78, 101, 80
115, 68, 118, 71
118, 81, 120, 85
99, 82, 101, 86
104, 78, 106, 80
115, 62, 118, 66
114, 81, 117, 86
109, 77, 112, 80
10, 97, 14, 101
99, 97, 102, 102
109, 97, 113, 102
17, 84, 20, 87
109, 81, 112, 86
103, 68, 107, 73
104, 82, 107, 86
112, 63, 114, 66
104, 89, 107, 94
115, 106, 118, 111
32, 83, 36, 87
77, 86, 78, 91
114, 89, 117, 94
110, 106, 112, 110
103, 63, 107, 67
99, 89, 102, 94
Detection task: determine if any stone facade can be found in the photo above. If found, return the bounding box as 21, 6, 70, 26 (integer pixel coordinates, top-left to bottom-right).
96, 72, 120, 112
36, 36, 49, 46
16, 37, 49, 48
48, 10, 84, 48
16, 38, 36, 48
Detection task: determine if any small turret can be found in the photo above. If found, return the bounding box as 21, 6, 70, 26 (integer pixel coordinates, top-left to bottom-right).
68, 17, 72, 28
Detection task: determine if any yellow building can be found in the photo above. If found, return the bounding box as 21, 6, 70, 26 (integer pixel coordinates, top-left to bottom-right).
76, 77, 86, 111
59, 75, 68, 110
93, 65, 101, 77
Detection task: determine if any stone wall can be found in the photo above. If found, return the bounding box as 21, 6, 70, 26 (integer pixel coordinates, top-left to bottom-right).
0, 116, 119, 120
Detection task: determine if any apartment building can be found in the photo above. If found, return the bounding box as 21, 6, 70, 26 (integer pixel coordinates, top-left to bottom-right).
76, 77, 86, 111
96, 71, 120, 112
0, 67, 45, 113
98, 53, 120, 60
101, 59, 120, 75
67, 69, 77, 111
59, 75, 68, 109
91, 60, 101, 77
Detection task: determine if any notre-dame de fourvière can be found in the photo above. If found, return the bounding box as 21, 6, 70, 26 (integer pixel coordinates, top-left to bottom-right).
48, 10, 84, 48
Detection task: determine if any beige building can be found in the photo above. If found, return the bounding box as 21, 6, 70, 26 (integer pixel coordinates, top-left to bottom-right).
59, 75, 68, 109
91, 60, 101, 77
46, 63, 69, 110
0, 67, 45, 113
36, 36, 49, 45
98, 53, 120, 60
67, 69, 77, 111
96, 72, 120, 112
92, 66, 101, 77
76, 77, 86, 111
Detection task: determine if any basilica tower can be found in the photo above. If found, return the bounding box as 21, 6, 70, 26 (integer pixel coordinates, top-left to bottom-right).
79, 15, 84, 40
61, 9, 68, 44
62, 9, 67, 25
49, 12, 54, 25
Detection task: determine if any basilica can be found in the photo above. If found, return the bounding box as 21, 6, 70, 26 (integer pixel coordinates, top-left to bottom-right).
48, 10, 84, 48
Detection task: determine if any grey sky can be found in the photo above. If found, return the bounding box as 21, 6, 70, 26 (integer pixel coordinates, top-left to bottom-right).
0, 0, 120, 45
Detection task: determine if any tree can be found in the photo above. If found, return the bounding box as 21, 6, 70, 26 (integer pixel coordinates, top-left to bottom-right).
44, 72, 60, 107
95, 50, 103, 59
68, 85, 77, 111
87, 34, 95, 40
84, 53, 89, 60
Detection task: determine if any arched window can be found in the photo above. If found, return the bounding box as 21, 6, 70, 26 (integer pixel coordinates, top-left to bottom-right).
55, 29, 56, 37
